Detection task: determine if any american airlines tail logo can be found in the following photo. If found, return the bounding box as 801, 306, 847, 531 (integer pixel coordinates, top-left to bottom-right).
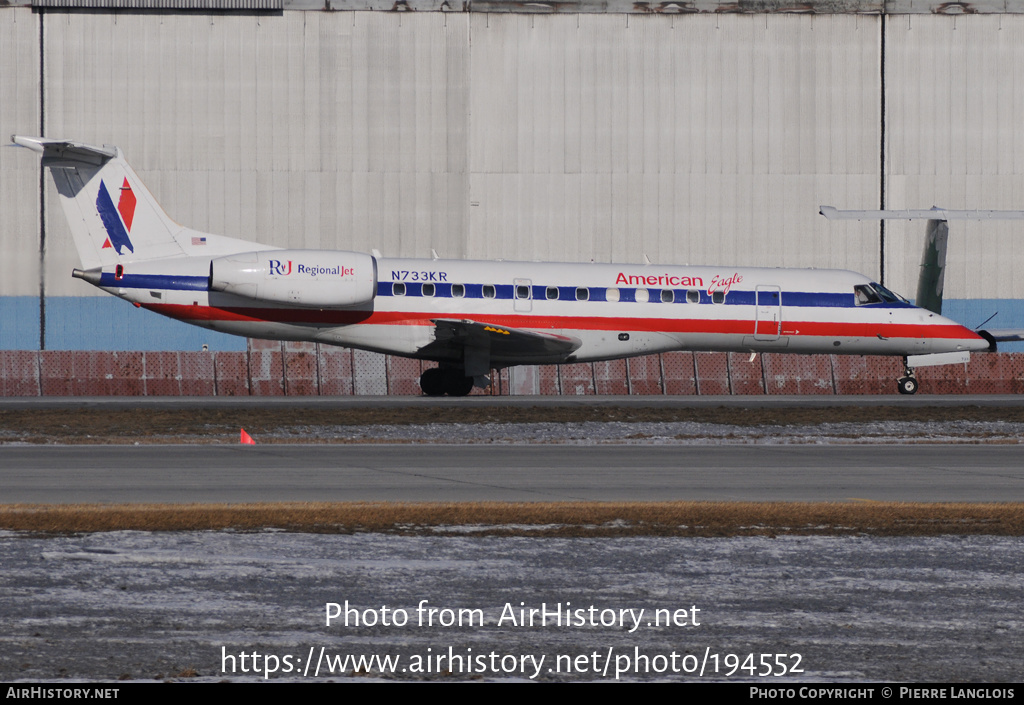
96, 178, 136, 255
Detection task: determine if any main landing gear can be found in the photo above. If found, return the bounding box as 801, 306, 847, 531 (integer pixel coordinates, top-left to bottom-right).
897, 359, 919, 395
420, 366, 474, 397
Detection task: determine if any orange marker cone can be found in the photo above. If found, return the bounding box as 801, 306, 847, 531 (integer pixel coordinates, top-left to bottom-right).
240, 429, 255, 445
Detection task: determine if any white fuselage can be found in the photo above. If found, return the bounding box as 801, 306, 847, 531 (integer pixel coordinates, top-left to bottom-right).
98, 255, 989, 366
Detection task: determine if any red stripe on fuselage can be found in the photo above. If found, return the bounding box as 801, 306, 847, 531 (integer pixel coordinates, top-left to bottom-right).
144, 303, 982, 341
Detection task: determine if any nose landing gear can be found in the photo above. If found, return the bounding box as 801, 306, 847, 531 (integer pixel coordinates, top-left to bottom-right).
897, 359, 919, 395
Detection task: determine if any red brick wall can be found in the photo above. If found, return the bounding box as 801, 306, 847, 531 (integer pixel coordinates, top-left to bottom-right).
3, 346, 1024, 396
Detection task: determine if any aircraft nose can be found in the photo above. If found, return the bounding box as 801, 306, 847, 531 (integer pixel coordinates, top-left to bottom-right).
943, 317, 990, 351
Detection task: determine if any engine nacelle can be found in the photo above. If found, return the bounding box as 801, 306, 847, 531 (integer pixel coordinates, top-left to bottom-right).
210, 250, 377, 308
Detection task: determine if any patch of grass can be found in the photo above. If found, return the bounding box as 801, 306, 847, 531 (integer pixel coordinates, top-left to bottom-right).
2, 501, 1022, 537
5, 404, 1024, 444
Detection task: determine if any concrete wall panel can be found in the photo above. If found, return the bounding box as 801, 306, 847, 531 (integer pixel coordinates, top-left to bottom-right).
558, 362, 596, 396
661, 352, 697, 396
318, 347, 355, 395
141, 351, 183, 396
247, 347, 285, 396
916, 361, 970, 395
507, 365, 539, 395
284, 342, 320, 396
213, 351, 251, 396
762, 354, 835, 395
962, 352, 1024, 394
386, 356, 424, 395
352, 348, 387, 394
727, 353, 765, 395
694, 352, 731, 395
0, 351, 40, 397
832, 355, 903, 395
38, 351, 144, 395
593, 359, 629, 395
178, 352, 217, 396
626, 355, 662, 395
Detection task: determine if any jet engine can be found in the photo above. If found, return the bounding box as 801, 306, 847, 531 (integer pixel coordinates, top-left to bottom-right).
210, 250, 377, 307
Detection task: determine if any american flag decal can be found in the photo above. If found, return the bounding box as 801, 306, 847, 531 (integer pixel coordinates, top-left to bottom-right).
192, 236, 207, 246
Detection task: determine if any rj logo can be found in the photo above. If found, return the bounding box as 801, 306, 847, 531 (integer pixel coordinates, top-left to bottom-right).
268, 260, 292, 275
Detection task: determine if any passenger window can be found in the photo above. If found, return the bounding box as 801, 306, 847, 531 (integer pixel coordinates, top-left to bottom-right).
661, 289, 674, 303
576, 287, 589, 301
711, 290, 725, 304
392, 282, 406, 296
546, 286, 559, 300
483, 285, 496, 299
606, 287, 620, 303
452, 284, 465, 298
635, 288, 650, 303
422, 283, 435, 297
687, 289, 700, 304
516, 285, 530, 300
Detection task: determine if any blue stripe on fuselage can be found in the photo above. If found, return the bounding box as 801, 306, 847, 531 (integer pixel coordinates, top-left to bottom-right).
99, 272, 209, 291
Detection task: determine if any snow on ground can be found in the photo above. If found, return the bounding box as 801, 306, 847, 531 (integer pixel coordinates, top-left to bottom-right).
1, 531, 1021, 682
262, 420, 1024, 445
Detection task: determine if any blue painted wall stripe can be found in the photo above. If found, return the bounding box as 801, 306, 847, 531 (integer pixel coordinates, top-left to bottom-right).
0, 297, 244, 351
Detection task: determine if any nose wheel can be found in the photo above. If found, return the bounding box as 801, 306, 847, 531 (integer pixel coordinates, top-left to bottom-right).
897, 359, 918, 395
897, 376, 919, 395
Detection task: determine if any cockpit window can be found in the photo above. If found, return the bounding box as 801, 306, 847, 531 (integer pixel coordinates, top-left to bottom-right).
870, 282, 909, 304
855, 283, 910, 306
854, 284, 881, 305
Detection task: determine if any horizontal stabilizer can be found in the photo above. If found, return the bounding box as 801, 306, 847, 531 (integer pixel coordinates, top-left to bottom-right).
11, 135, 118, 166
981, 329, 1024, 343
820, 206, 1024, 221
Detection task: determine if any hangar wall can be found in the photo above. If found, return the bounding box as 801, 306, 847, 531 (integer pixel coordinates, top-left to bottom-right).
1, 8, 1023, 359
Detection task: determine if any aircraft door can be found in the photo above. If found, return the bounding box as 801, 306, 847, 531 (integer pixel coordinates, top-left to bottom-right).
514, 278, 533, 313
754, 285, 782, 341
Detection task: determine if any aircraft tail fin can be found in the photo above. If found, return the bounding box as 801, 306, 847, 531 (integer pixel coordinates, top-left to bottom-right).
13, 135, 190, 269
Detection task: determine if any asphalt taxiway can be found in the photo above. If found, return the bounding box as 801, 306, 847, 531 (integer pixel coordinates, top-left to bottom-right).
3, 444, 1023, 503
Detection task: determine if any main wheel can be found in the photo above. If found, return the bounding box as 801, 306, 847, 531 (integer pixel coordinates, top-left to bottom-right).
897, 376, 919, 395
419, 367, 446, 396
443, 370, 474, 397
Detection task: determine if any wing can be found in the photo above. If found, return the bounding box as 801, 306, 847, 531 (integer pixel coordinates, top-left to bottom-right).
425, 318, 582, 374
979, 329, 1024, 346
